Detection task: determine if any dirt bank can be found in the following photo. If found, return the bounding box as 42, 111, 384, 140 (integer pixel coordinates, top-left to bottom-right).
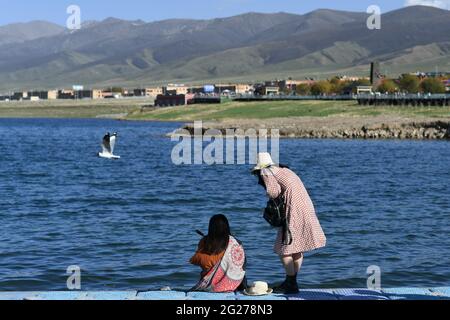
176, 116, 450, 140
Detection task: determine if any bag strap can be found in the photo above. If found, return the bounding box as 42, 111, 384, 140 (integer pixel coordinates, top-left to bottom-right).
266, 167, 287, 199
269, 168, 293, 246
266, 167, 293, 246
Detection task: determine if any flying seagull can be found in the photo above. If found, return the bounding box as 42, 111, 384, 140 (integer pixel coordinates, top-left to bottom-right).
98, 132, 121, 159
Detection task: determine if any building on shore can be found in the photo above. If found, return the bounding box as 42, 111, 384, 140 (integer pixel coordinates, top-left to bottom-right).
188, 85, 207, 94
143, 87, 164, 98
280, 79, 316, 92
100, 90, 122, 99
344, 76, 366, 82
10, 91, 29, 101
235, 84, 254, 95
357, 86, 374, 94
168, 84, 191, 95
154, 94, 186, 107
48, 90, 58, 100
422, 71, 450, 78
74, 89, 103, 99
28, 90, 58, 100
133, 89, 145, 97
254, 82, 280, 95
92, 89, 103, 99
56, 89, 104, 99
121, 89, 135, 97
215, 84, 255, 95
58, 89, 75, 99
264, 86, 280, 95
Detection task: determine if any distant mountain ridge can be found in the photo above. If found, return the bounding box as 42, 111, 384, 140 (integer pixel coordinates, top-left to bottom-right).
0, 21, 64, 46
0, 6, 449, 91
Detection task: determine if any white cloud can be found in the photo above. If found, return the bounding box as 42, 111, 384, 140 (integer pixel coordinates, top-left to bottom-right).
404, 0, 450, 9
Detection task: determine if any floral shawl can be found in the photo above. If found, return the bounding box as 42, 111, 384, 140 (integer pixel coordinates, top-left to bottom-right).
191, 236, 246, 293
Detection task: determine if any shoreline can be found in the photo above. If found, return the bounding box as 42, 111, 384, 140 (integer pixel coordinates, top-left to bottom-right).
128, 100, 450, 140
1, 100, 450, 140
176, 116, 450, 140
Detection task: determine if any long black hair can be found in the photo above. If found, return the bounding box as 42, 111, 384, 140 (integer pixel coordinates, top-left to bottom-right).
202, 214, 231, 255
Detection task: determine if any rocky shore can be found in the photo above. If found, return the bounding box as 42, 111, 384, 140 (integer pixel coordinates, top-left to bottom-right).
175, 116, 450, 140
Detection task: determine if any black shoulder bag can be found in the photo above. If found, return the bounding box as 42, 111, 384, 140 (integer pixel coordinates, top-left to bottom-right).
263, 171, 293, 246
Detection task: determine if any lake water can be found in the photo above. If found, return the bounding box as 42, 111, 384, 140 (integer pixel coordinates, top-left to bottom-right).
0, 118, 449, 291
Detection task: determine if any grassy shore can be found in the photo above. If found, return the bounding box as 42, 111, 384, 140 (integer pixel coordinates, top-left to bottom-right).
127, 100, 450, 122
1, 99, 449, 139
127, 100, 450, 140
2, 99, 449, 121
0, 98, 154, 119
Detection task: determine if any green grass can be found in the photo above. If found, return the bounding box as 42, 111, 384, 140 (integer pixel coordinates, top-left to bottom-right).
127, 100, 450, 122
1, 99, 449, 121
0, 98, 152, 119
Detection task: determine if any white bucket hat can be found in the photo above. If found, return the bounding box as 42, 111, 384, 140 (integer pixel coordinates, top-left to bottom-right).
244, 281, 273, 296
252, 152, 276, 172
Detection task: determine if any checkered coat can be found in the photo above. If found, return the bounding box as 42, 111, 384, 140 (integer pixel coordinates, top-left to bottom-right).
262, 167, 326, 256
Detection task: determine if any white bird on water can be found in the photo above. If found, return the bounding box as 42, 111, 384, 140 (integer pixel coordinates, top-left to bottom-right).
98, 132, 121, 159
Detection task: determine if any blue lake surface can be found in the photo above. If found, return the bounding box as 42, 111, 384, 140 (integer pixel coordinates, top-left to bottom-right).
0, 118, 449, 291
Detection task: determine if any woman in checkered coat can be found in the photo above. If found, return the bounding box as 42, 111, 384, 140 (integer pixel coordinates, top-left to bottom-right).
253, 153, 326, 294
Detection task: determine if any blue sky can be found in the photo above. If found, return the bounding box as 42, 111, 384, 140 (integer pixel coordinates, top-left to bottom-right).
0, 0, 448, 26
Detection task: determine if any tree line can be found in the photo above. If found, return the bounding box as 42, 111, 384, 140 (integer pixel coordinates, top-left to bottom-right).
289, 75, 448, 95
377, 74, 447, 94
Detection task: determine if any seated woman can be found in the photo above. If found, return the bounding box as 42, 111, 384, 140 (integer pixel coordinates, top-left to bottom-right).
190, 214, 246, 293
